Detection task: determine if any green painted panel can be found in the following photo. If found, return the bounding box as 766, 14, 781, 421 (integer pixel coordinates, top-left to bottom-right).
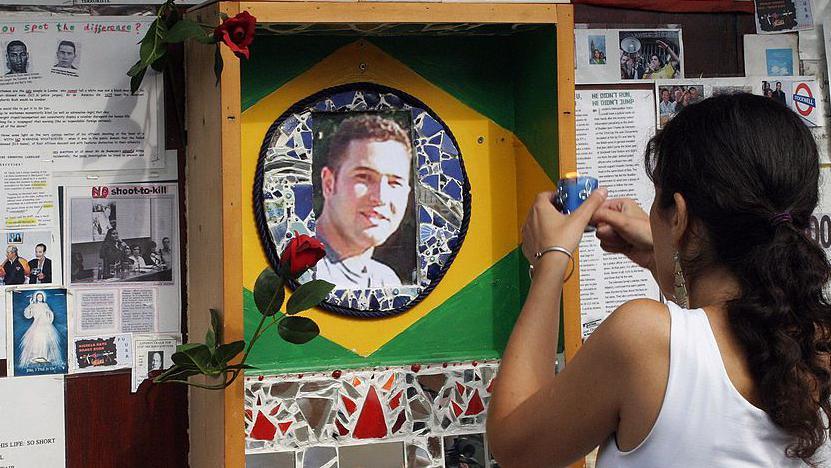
243, 290, 369, 373
368, 36, 516, 132
512, 27, 559, 182
241, 36, 354, 112
244, 248, 527, 374
371, 249, 524, 361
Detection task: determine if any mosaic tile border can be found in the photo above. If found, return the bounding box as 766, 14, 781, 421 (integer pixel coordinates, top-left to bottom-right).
245, 361, 498, 454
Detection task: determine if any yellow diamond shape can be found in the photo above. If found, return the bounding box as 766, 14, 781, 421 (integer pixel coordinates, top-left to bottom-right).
241, 40, 552, 356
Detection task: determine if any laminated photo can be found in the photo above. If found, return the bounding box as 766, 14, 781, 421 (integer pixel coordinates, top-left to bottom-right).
7, 287, 69, 376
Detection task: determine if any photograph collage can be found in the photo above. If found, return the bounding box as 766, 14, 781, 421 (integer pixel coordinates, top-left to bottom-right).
0, 16, 180, 394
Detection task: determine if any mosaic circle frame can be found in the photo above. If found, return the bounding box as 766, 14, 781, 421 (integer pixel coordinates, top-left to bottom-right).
254, 83, 471, 318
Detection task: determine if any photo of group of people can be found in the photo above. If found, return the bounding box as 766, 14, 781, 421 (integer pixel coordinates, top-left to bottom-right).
0, 232, 55, 286
68, 187, 176, 285
762, 80, 789, 106
657, 84, 704, 125
619, 30, 682, 80
3, 39, 80, 76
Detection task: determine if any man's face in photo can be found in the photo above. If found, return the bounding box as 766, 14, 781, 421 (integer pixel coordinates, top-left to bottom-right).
321, 138, 411, 252
776, 82, 782, 91
56, 44, 75, 68
7, 43, 27, 73
35, 245, 45, 259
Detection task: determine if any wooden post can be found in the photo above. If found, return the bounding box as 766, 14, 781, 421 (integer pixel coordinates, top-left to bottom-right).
185, 2, 244, 467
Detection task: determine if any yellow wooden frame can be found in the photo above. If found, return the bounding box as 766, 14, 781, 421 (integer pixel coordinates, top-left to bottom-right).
185, 3, 576, 466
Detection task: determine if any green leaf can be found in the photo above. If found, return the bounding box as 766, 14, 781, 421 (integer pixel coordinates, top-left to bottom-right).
165, 18, 208, 43
278, 316, 320, 344
215, 340, 245, 365
213, 45, 223, 86
226, 363, 255, 370
130, 66, 147, 95
154, 364, 201, 382
150, 54, 167, 73
205, 328, 216, 351
254, 268, 285, 316
176, 342, 203, 353
127, 60, 146, 78
180, 344, 213, 373
210, 308, 223, 346
140, 19, 168, 68
286, 280, 335, 315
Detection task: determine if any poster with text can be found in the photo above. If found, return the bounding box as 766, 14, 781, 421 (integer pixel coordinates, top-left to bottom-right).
63, 183, 180, 336
575, 89, 662, 338
755, 0, 814, 33
575, 27, 684, 84
0, 17, 163, 172
6, 287, 69, 376
0, 375, 66, 468
69, 333, 131, 373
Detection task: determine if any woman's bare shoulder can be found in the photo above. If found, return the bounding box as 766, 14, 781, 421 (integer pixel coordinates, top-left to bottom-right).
587, 298, 671, 361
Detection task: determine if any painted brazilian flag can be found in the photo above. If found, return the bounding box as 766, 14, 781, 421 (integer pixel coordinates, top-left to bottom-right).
240, 29, 561, 373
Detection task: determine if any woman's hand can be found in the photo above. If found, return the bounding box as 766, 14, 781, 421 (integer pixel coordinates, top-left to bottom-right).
590, 198, 655, 271
521, 188, 608, 264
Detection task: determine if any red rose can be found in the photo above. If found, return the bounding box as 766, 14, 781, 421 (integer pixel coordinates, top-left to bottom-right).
281, 233, 326, 277
213, 11, 256, 59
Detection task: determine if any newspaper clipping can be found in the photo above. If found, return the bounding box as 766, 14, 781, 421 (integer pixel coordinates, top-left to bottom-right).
575, 89, 662, 339
0, 17, 163, 172
63, 183, 180, 337
131, 333, 179, 392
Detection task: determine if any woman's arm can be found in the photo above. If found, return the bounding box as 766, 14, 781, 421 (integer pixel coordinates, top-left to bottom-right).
488, 191, 670, 467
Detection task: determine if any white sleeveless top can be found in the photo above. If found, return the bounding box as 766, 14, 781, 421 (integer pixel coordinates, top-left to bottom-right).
596, 301, 829, 467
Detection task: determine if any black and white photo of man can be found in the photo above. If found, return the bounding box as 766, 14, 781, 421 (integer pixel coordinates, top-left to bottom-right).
54, 40, 78, 69
147, 351, 164, 371
5, 40, 28, 74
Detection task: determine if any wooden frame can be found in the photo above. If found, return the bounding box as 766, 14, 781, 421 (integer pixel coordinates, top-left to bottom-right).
185, 3, 576, 466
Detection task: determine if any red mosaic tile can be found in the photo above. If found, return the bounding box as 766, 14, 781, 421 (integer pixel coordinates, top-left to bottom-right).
353, 385, 387, 439
465, 389, 485, 416
250, 412, 277, 441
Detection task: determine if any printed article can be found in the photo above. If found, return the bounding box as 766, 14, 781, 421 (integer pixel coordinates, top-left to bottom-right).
575, 89, 662, 339
63, 183, 180, 337
132, 334, 179, 392
0, 17, 163, 172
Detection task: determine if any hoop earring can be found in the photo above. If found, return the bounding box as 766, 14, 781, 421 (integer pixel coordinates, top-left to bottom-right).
673, 251, 689, 308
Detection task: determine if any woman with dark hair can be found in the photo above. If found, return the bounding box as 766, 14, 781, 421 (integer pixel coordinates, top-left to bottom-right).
488, 94, 831, 467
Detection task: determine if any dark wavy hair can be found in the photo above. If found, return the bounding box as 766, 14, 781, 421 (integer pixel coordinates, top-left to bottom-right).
646, 93, 831, 464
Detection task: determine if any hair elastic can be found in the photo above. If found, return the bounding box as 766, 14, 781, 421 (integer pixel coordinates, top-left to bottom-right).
769, 211, 793, 226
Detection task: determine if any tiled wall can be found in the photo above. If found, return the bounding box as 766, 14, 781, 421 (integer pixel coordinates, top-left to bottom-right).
245, 361, 500, 467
